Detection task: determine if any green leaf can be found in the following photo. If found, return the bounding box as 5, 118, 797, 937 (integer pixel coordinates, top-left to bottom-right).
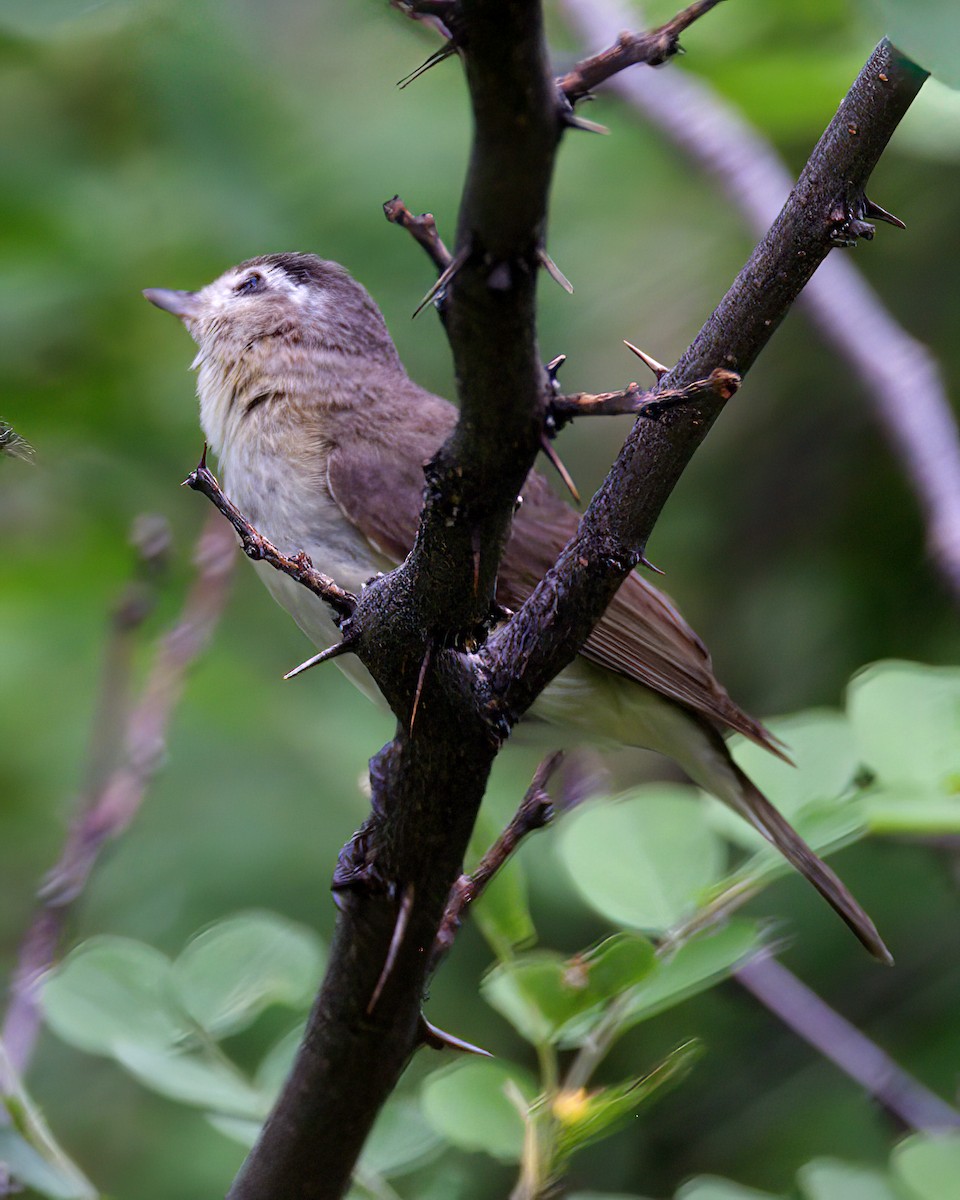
892, 1133, 960, 1200
553, 934, 658, 1048
420, 1059, 537, 1163
862, 785, 960, 834
42, 937, 187, 1054
720, 803, 867, 898
677, 1179, 783, 1199
730, 711, 860, 820
0, 1130, 97, 1200
471, 856, 537, 960
111, 1041, 268, 1118
552, 1042, 700, 1162
359, 1096, 444, 1177
482, 952, 572, 1045
798, 1157, 902, 1200
482, 934, 656, 1047
847, 661, 960, 791
558, 787, 726, 933
861, 2, 960, 89
206, 1114, 262, 1149
170, 911, 324, 1037
618, 921, 765, 1029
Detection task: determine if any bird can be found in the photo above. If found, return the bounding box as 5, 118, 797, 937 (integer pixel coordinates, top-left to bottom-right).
144, 251, 891, 964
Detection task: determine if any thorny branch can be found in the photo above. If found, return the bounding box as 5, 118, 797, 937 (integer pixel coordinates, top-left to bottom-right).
185, 455, 356, 623
550, 367, 740, 425
431, 751, 563, 970
222, 7, 927, 1196
558, 0, 725, 102
383, 196, 453, 271
559, 0, 960, 604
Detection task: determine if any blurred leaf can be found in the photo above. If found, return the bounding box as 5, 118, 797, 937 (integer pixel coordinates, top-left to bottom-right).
42, 936, 187, 1054
471, 854, 537, 960
420, 1059, 537, 1163
798, 1157, 902, 1200
254, 1023, 306, 1097
719, 803, 867, 898
170, 911, 324, 1037
482, 934, 655, 1047
359, 1095, 444, 1177
847, 661, 960, 791
862, 786, 960, 834
892, 1133, 960, 1200
205, 1113, 261, 1149
618, 921, 765, 1029
861, 1, 960, 88
553, 934, 658, 1048
552, 1042, 700, 1162
0, 1129, 96, 1200
677, 1179, 783, 1200
482, 952, 572, 1045
729, 711, 859, 821
558, 787, 726, 933
112, 1041, 268, 1118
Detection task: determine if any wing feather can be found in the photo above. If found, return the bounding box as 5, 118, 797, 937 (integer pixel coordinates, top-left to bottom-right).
324, 387, 781, 756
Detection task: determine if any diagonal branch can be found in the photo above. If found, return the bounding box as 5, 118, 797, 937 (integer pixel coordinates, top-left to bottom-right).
185, 455, 356, 623
736, 952, 960, 1131
431, 751, 563, 970
224, 24, 925, 1200
484, 40, 928, 719
560, 0, 960, 604
558, 0, 725, 102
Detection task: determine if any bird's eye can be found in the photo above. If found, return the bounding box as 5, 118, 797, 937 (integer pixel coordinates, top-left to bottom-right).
234, 273, 265, 295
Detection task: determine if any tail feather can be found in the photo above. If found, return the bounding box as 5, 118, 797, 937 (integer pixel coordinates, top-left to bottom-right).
727, 761, 893, 965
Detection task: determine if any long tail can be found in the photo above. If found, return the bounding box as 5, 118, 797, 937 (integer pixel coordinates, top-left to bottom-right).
724, 756, 892, 965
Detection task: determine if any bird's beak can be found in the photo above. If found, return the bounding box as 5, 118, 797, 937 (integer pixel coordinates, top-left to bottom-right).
142, 288, 201, 321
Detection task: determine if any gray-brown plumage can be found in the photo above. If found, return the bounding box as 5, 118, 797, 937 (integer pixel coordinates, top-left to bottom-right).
145, 252, 891, 964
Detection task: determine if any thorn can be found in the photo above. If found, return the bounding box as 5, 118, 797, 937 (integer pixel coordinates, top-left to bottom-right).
398, 40, 457, 88
409, 641, 434, 736
564, 112, 610, 135
412, 248, 468, 318
182, 443, 211, 488
367, 884, 415, 1015
284, 639, 355, 680
545, 353, 567, 384
539, 434, 581, 504
537, 248, 573, 294
419, 1015, 494, 1057
639, 553, 665, 576
864, 197, 906, 230
623, 340, 670, 380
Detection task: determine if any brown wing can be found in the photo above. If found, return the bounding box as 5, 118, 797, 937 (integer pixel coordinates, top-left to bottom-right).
502, 470, 786, 757
325, 380, 781, 757
325, 385, 458, 565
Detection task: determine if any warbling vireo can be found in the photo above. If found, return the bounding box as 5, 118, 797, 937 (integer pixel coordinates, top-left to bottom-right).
145, 252, 890, 963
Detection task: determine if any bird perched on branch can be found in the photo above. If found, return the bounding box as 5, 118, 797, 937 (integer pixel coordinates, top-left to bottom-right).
145, 252, 890, 964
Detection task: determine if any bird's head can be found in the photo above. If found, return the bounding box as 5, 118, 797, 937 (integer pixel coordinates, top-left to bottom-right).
144, 252, 400, 369
144, 253, 404, 455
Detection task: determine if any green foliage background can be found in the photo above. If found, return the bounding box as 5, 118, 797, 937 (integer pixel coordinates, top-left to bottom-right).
2, 1, 959, 1197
